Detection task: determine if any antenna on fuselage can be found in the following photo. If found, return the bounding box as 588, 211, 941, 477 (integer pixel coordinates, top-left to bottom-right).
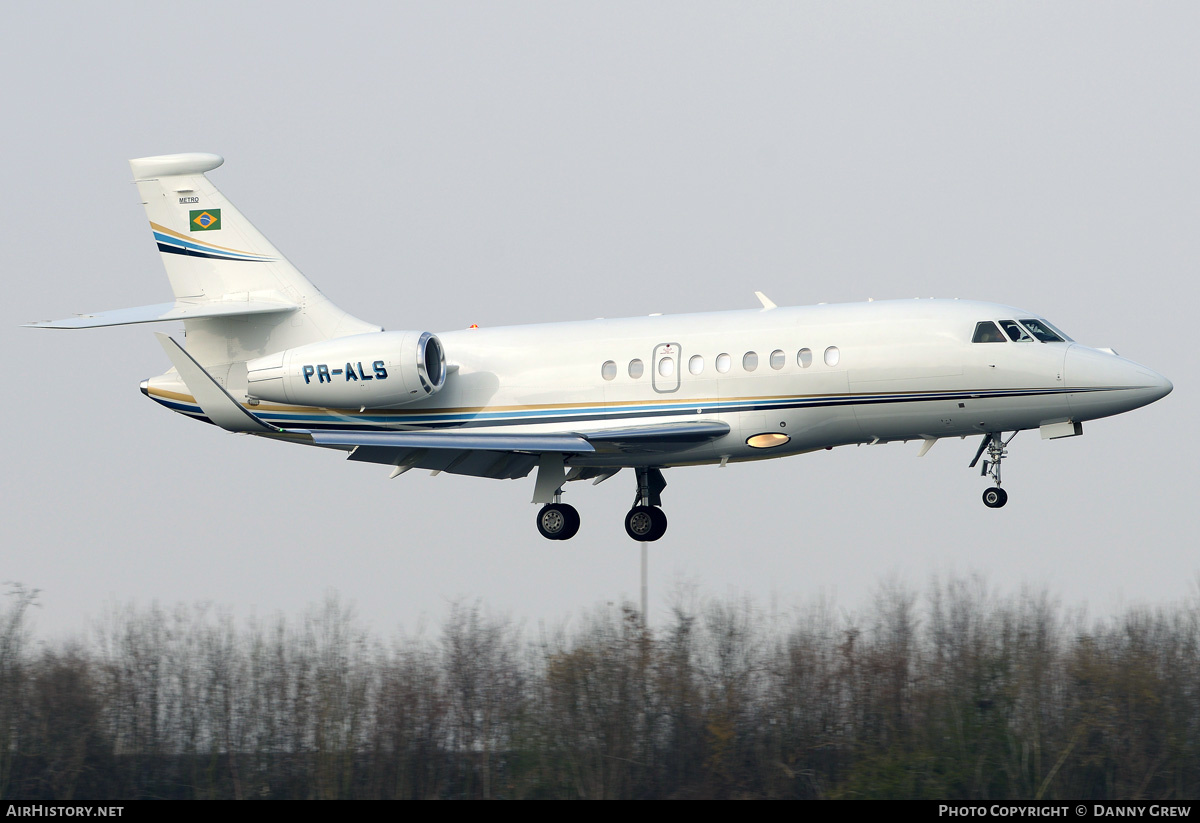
754, 291, 777, 310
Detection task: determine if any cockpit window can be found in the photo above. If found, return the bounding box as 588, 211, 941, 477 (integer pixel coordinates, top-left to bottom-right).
972, 321, 1006, 343
1018, 318, 1065, 342
1000, 320, 1033, 342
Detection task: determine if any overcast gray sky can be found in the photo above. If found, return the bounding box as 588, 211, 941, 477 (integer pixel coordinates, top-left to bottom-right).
3, 2, 1195, 638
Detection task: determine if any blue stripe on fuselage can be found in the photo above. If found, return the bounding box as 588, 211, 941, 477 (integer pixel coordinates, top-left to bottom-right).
149, 385, 1119, 432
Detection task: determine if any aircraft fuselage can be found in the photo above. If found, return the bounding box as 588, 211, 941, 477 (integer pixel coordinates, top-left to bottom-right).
145, 297, 1171, 470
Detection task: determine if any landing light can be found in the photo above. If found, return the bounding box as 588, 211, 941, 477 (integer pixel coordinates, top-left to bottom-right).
747, 433, 790, 449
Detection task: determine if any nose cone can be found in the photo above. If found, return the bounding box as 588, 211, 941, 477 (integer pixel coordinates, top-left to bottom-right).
1065, 345, 1172, 421
1148, 369, 1174, 402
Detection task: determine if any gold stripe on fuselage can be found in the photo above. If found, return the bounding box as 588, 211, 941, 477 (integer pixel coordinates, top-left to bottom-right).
148, 385, 867, 417
147, 385, 1026, 418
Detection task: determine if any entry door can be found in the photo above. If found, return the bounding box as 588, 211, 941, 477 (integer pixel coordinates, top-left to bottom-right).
652, 343, 681, 393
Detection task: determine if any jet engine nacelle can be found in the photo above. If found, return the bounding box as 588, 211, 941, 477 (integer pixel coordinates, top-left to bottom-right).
245, 330, 446, 408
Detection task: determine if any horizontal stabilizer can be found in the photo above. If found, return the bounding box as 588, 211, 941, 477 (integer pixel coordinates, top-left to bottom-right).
155, 334, 280, 434
26, 299, 297, 329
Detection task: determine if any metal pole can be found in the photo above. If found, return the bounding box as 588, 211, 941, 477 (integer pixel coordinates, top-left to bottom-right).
641, 542, 648, 629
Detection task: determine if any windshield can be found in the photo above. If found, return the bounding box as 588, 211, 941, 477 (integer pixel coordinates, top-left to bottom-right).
1000, 320, 1033, 342
1018, 318, 1066, 342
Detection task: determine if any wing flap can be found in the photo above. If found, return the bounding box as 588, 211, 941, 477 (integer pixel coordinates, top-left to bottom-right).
298, 421, 729, 480
580, 420, 730, 452
341, 444, 542, 480
302, 430, 590, 479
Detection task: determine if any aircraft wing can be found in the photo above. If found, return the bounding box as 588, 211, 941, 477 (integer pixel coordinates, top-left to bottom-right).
303, 430, 591, 479
301, 421, 731, 479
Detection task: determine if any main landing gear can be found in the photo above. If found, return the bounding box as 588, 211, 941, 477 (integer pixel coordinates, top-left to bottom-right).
533, 466, 669, 541
969, 432, 1017, 509
625, 467, 668, 542
537, 497, 580, 541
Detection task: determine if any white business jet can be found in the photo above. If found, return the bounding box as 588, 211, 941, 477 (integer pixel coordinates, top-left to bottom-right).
28, 153, 1172, 542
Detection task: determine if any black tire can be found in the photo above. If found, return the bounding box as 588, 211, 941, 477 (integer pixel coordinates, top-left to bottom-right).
537, 503, 579, 539
625, 506, 668, 541
646, 507, 668, 542
625, 506, 656, 541
559, 504, 581, 540
982, 487, 1008, 509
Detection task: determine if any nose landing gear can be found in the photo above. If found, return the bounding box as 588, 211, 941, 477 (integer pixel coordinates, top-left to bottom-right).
970, 432, 1016, 509
982, 487, 1008, 509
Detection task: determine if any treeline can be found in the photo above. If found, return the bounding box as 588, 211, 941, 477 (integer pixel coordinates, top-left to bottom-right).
1, 578, 1198, 800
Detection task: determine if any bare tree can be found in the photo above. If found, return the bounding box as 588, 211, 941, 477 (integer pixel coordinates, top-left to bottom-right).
0, 585, 38, 799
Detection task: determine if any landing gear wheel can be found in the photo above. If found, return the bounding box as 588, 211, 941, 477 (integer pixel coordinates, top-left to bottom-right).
537, 503, 580, 540
625, 506, 667, 542
982, 487, 1008, 509
559, 505, 580, 540
972, 433, 1015, 510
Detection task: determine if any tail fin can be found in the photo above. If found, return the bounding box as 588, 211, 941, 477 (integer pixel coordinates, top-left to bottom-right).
130, 153, 379, 379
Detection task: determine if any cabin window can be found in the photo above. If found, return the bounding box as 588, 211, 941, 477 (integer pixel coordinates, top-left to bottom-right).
628, 359, 644, 378
972, 321, 1006, 343
689, 355, 704, 375
824, 346, 840, 367
1000, 320, 1033, 342
1019, 319, 1065, 342
743, 351, 759, 371
601, 361, 617, 380
716, 353, 731, 373
770, 350, 785, 370
797, 348, 813, 368
658, 357, 675, 377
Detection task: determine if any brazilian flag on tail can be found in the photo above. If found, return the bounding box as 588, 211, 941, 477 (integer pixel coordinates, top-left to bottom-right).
189, 209, 221, 232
